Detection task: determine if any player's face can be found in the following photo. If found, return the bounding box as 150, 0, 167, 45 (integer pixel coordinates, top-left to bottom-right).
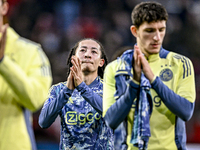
131, 21, 166, 57
0, 0, 8, 22
75, 39, 104, 74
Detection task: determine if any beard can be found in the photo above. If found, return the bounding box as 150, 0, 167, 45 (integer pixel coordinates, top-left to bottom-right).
82, 66, 92, 76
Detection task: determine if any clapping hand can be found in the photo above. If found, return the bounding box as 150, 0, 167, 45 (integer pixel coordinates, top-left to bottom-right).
66, 55, 83, 89
133, 45, 155, 82
0, 24, 8, 60
133, 45, 142, 82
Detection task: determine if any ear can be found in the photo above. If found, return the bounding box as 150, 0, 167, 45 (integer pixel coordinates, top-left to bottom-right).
2, 2, 9, 16
99, 59, 104, 67
130, 25, 137, 38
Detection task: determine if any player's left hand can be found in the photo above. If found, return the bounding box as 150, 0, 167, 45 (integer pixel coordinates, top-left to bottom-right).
140, 53, 155, 83
0, 24, 8, 60
133, 45, 142, 82
70, 55, 83, 87
66, 71, 75, 90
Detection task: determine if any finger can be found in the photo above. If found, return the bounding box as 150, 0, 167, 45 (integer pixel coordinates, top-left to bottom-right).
77, 57, 81, 70
71, 59, 78, 73
134, 45, 141, 52
1, 24, 8, 38
70, 66, 79, 80
70, 66, 75, 75
72, 56, 79, 66
134, 45, 139, 56
135, 46, 144, 63
70, 66, 81, 87
138, 55, 143, 66
67, 71, 75, 89
134, 48, 141, 66
68, 71, 73, 79
140, 54, 148, 66
140, 55, 154, 81
0, 24, 8, 32
133, 46, 138, 63
0, 25, 8, 46
0, 24, 8, 59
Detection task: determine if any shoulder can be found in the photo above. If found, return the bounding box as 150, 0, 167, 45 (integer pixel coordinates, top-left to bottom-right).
106, 51, 132, 70
7, 27, 42, 51
99, 77, 103, 84
104, 59, 119, 75
160, 47, 193, 65
165, 51, 194, 79
18, 37, 41, 49
93, 77, 104, 91
167, 51, 193, 66
49, 82, 66, 93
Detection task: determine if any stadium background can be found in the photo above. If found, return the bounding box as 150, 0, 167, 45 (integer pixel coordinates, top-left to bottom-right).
6, 0, 200, 149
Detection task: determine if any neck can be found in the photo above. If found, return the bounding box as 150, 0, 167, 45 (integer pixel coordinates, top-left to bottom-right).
83, 72, 98, 85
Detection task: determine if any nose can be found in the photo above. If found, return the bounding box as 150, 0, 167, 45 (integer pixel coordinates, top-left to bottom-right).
153, 31, 161, 41
84, 50, 92, 58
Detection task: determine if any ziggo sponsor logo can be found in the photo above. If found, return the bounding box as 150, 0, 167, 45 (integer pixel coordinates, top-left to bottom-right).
65, 111, 101, 125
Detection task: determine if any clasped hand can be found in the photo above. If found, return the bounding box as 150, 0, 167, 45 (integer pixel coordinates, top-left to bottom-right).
66, 56, 83, 90
133, 45, 155, 83
0, 24, 8, 60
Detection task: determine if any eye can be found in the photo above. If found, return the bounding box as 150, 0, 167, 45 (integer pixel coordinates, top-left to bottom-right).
145, 29, 154, 33
159, 28, 165, 32
92, 50, 98, 54
80, 49, 86, 52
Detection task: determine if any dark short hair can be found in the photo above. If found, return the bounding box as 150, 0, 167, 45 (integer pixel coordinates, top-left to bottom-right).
131, 1, 168, 28
66, 38, 108, 79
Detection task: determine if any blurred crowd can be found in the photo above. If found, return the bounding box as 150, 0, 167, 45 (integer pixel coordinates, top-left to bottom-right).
6, 0, 200, 146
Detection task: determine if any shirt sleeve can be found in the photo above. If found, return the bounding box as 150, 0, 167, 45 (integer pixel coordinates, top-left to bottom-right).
103, 62, 139, 129
0, 47, 52, 112
39, 85, 73, 128
76, 81, 103, 114
151, 57, 196, 121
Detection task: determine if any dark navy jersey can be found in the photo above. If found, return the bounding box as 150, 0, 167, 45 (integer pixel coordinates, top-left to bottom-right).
39, 77, 114, 150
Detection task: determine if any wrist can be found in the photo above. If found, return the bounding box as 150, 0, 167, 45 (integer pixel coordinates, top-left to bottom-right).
133, 73, 141, 82
150, 75, 156, 84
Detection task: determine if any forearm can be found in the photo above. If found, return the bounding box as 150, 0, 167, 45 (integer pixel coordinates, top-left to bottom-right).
104, 80, 139, 129
76, 82, 102, 114
39, 86, 72, 128
152, 77, 194, 121
0, 56, 52, 111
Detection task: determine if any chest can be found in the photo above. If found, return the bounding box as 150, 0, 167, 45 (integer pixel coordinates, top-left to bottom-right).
66, 92, 94, 113
149, 59, 181, 90
61, 88, 102, 126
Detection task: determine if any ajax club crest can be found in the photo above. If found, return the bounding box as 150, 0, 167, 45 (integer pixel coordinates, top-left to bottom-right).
159, 68, 173, 82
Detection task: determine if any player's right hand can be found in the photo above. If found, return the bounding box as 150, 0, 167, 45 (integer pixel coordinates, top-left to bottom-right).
0, 24, 8, 60
66, 71, 75, 90
133, 45, 142, 82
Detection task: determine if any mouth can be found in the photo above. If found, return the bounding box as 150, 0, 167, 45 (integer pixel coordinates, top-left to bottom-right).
82, 61, 93, 64
151, 43, 160, 48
